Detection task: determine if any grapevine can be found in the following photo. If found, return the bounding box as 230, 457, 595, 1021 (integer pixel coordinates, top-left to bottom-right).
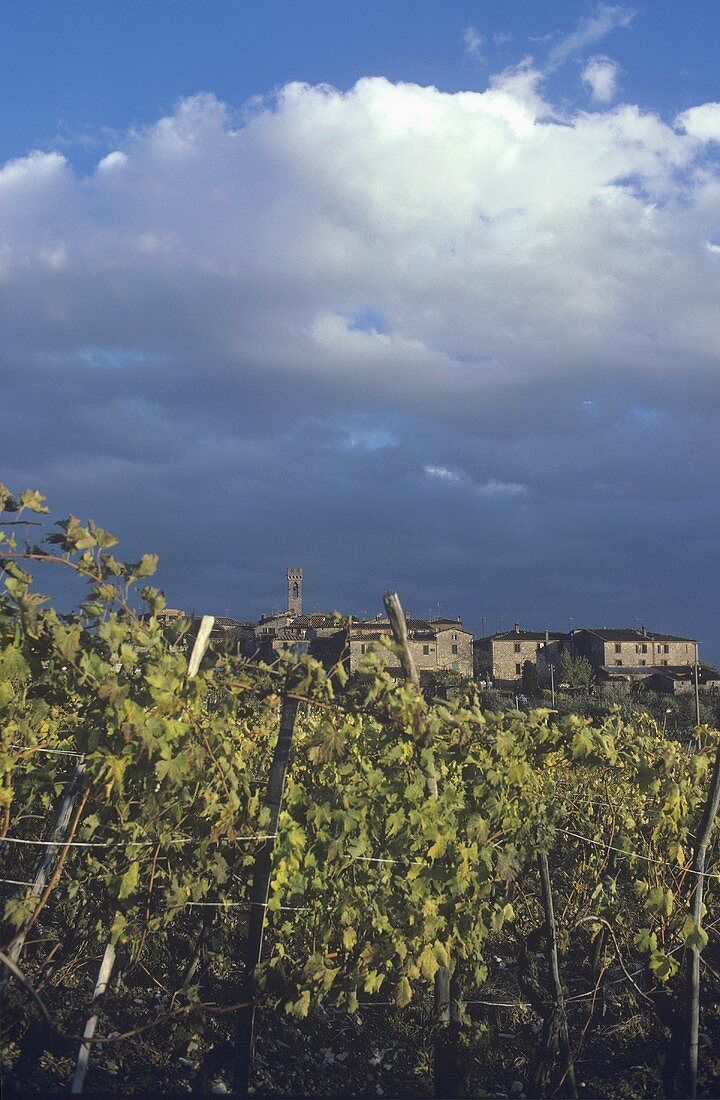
1, 486, 718, 1097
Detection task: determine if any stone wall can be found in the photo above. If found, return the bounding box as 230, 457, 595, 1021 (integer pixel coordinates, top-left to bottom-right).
435, 626, 473, 677
490, 638, 545, 684
573, 630, 699, 669
349, 626, 473, 678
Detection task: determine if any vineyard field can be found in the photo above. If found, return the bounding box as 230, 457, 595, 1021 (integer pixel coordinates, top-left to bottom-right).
1, 488, 720, 1099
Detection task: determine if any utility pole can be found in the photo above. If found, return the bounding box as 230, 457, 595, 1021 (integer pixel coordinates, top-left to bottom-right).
550, 663, 555, 706
694, 661, 701, 727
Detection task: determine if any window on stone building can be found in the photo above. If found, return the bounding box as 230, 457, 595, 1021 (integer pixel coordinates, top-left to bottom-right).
451, 644, 458, 654
615, 659, 623, 666
451, 661, 458, 670
614, 643, 622, 653
514, 642, 521, 653
360, 643, 366, 654
515, 662, 521, 675
639, 660, 646, 666
423, 645, 429, 655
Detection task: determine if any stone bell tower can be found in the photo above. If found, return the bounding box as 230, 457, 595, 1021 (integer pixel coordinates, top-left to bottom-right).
287, 568, 303, 616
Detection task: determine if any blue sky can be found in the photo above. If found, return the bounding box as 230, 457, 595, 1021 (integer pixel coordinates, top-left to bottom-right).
2, 2, 720, 657
3, 1, 718, 164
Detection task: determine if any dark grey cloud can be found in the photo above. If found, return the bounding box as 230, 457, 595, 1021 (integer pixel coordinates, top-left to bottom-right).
2, 76, 719, 656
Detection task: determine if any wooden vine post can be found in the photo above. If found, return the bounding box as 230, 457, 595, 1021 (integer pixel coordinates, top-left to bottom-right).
537, 851, 577, 1099
0, 757, 89, 1084
5, 759, 87, 970
383, 591, 459, 1099
685, 740, 720, 1098
70, 615, 215, 1095
70, 942, 116, 1094
233, 648, 304, 1095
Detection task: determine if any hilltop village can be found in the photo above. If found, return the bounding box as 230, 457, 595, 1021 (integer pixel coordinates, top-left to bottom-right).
164, 568, 718, 697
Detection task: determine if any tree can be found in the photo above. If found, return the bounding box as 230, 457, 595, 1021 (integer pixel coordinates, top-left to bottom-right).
521, 659, 539, 697
424, 668, 474, 700
557, 651, 595, 689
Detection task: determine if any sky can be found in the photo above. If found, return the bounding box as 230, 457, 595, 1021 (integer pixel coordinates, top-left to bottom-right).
1, 1, 719, 655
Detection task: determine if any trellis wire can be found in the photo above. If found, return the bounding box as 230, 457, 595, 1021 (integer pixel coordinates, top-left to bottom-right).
557, 827, 720, 880
0, 833, 278, 849
5, 824, 715, 880
9, 745, 85, 757
4, 613, 719, 1095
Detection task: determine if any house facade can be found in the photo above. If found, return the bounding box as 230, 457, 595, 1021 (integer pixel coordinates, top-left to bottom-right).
571, 628, 698, 670
349, 614, 473, 679
474, 625, 567, 686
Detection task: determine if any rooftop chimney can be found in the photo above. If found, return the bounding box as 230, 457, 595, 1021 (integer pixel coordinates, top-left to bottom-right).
514, 622, 520, 633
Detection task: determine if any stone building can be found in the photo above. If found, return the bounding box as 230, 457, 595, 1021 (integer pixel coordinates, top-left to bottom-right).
287, 568, 303, 616
248, 572, 473, 680
474, 623, 702, 689
474, 625, 567, 687
348, 614, 473, 680
252, 611, 346, 664
156, 610, 255, 654
570, 628, 698, 670
648, 665, 720, 695
247, 569, 347, 664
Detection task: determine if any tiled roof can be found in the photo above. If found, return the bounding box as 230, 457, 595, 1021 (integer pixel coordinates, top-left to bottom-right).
212, 617, 254, 629
598, 663, 714, 678
582, 628, 697, 643
350, 618, 466, 640
486, 629, 566, 642
294, 612, 339, 628
598, 665, 656, 676
650, 664, 720, 680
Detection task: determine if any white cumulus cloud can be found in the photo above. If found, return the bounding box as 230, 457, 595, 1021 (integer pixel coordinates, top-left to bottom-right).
676, 102, 720, 143
582, 55, 620, 103
2, 74, 720, 596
